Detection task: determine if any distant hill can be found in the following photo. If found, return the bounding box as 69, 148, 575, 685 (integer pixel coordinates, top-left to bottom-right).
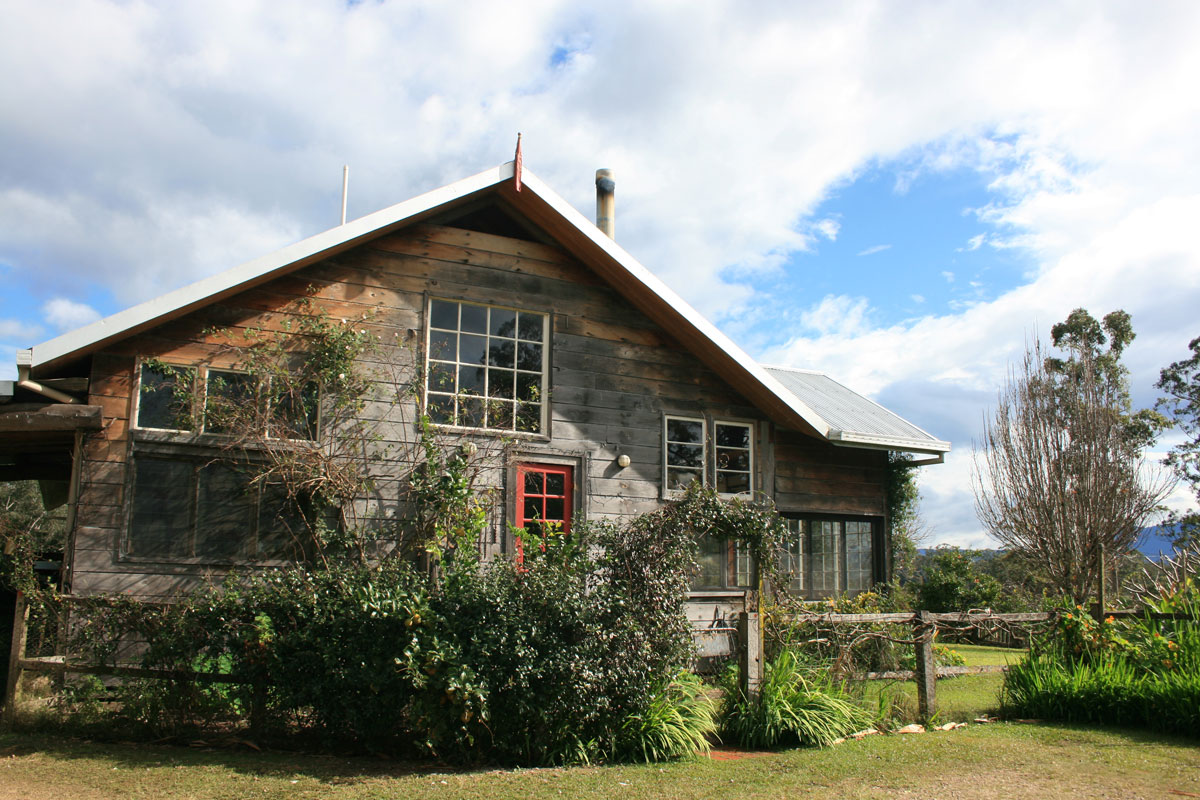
1135, 526, 1181, 560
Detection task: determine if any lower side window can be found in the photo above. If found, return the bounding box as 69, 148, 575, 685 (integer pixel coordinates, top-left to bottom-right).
126, 455, 313, 562
513, 463, 573, 563
782, 516, 878, 598
692, 533, 754, 591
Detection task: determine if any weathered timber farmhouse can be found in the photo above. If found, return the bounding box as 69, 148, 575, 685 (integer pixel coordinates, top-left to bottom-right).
0, 162, 949, 611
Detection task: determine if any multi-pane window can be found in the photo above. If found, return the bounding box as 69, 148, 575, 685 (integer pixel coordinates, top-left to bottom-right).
515, 464, 573, 534
692, 532, 755, 590
782, 516, 879, 599
127, 456, 310, 562
136, 362, 318, 440
664, 416, 705, 493
425, 299, 548, 434
714, 421, 753, 495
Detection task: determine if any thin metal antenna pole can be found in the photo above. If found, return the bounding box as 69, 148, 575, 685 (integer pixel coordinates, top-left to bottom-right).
341, 165, 349, 225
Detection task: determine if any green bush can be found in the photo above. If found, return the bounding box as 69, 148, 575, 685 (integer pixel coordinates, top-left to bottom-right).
1003, 599, 1200, 735
721, 649, 870, 749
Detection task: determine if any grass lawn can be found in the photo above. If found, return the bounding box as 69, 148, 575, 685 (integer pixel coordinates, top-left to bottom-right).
947, 643, 1028, 667
1, 724, 1197, 800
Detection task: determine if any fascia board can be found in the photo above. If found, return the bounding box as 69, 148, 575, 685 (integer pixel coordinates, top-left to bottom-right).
513, 171, 833, 439
827, 429, 952, 453
29, 164, 514, 374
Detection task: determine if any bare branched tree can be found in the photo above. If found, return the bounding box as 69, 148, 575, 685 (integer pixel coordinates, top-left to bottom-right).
973, 310, 1174, 603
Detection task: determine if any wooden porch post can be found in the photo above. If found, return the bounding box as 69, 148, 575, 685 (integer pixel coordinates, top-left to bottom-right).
3, 591, 28, 725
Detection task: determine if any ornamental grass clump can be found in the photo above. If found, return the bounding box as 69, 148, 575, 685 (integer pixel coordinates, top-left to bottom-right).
613, 671, 719, 762
721, 648, 870, 749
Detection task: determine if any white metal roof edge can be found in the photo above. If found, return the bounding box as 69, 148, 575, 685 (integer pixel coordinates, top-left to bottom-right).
763, 363, 951, 452
29, 164, 514, 370
515, 171, 833, 439
827, 429, 952, 454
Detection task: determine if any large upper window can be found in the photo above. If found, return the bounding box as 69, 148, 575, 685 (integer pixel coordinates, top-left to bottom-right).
126, 455, 312, 562
425, 299, 548, 434
782, 516, 878, 599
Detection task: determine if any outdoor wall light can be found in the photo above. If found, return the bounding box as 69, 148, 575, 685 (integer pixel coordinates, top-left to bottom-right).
616, 454, 631, 468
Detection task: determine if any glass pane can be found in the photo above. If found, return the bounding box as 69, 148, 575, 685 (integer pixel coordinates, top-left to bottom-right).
666, 467, 701, 490
205, 370, 255, 434
545, 497, 565, 521
487, 399, 513, 429
717, 471, 750, 494
488, 340, 515, 368
715, 424, 750, 448
460, 303, 487, 334
517, 312, 543, 342
666, 418, 702, 444
522, 497, 541, 524
130, 458, 192, 558
693, 532, 725, 588
489, 307, 517, 338
459, 333, 487, 365
257, 484, 306, 560
667, 442, 703, 468
734, 541, 753, 587
138, 364, 194, 430
273, 381, 320, 440
716, 448, 749, 472
430, 300, 458, 330
517, 341, 542, 372
785, 519, 806, 592
488, 368, 514, 399
428, 361, 456, 393
516, 373, 542, 403
427, 393, 454, 424
459, 396, 485, 428
428, 330, 457, 361
524, 470, 543, 494
515, 402, 541, 433
458, 364, 484, 395
545, 472, 565, 496
196, 464, 253, 560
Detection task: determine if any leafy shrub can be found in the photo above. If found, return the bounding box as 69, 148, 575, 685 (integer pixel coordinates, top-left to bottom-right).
1003, 600, 1200, 735
915, 547, 1003, 612
721, 649, 870, 748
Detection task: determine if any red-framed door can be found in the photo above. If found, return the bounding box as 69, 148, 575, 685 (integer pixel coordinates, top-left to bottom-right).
515, 463, 573, 562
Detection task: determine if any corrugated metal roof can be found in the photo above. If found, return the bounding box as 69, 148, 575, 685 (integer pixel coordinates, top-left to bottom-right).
763, 366, 950, 453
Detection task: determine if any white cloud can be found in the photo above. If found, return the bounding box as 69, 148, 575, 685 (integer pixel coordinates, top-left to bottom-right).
798, 295, 871, 337
857, 244, 891, 256
941, 271, 955, 283
0, 319, 43, 341
910, 294, 925, 304
43, 297, 101, 330
962, 233, 985, 251
812, 218, 841, 241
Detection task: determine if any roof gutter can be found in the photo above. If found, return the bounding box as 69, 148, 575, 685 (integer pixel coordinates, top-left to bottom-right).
16, 349, 80, 404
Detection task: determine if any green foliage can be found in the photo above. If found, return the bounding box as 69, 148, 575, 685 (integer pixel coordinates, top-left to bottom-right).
915, 546, 1003, 613
1003, 598, 1200, 735
1, 480, 66, 593
612, 671, 717, 762
1156, 335, 1200, 546
48, 492, 709, 765
721, 649, 870, 749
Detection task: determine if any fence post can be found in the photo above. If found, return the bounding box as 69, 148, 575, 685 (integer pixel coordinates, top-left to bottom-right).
912, 610, 936, 724
3, 591, 29, 725
737, 611, 761, 701
249, 680, 267, 740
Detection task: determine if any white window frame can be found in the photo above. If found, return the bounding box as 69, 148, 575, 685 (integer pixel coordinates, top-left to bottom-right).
662, 414, 707, 498
423, 297, 550, 436
713, 419, 755, 497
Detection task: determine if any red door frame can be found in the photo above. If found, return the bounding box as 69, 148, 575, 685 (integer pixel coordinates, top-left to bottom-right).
514, 463, 574, 563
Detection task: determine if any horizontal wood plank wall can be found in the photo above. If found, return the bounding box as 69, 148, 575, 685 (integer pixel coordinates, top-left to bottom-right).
70, 221, 829, 598
772, 429, 887, 516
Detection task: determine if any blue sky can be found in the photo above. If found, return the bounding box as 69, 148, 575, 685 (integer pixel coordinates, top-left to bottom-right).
2, 0, 1198, 546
